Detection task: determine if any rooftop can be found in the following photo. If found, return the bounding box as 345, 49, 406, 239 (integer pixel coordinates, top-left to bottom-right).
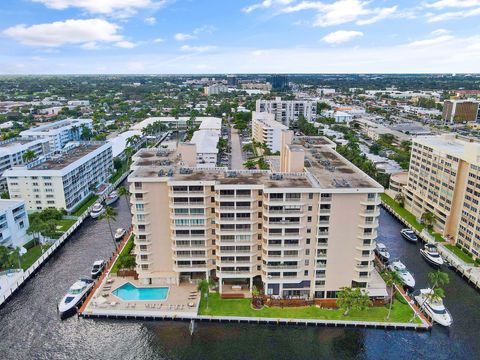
414, 134, 480, 163
20, 118, 91, 135
0, 138, 39, 150
253, 112, 288, 129
190, 130, 219, 154
131, 116, 222, 131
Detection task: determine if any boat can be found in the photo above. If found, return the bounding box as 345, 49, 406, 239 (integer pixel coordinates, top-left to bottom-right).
105, 190, 119, 206
420, 243, 444, 267
58, 278, 94, 319
114, 228, 126, 241
91, 260, 106, 278
413, 288, 453, 327
388, 260, 416, 288
90, 203, 105, 219
374, 242, 390, 262
401, 228, 418, 243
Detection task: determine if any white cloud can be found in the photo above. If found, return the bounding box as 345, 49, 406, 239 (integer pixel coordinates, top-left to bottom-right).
356, 6, 397, 25
174, 33, 195, 41
242, 0, 294, 13
322, 30, 363, 44
431, 28, 450, 35
425, 0, 480, 9
153, 37, 165, 43
180, 45, 216, 52
427, 7, 480, 21
144, 17, 156, 25
3, 19, 125, 47
193, 25, 216, 35
31, 0, 163, 16
251, 49, 271, 56
408, 34, 454, 46
81, 41, 99, 50
115, 41, 137, 48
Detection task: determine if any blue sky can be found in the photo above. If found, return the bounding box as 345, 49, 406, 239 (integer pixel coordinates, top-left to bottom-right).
1, 0, 480, 74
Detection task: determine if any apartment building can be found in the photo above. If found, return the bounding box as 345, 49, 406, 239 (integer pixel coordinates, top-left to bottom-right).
20, 118, 93, 151
252, 111, 288, 152
0, 199, 30, 248
128, 131, 384, 300
403, 134, 480, 256
204, 84, 228, 96
256, 97, 317, 126
0, 138, 51, 191
443, 100, 480, 123
5, 142, 113, 212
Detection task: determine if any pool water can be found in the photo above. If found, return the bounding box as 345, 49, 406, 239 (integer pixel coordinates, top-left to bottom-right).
112, 282, 169, 301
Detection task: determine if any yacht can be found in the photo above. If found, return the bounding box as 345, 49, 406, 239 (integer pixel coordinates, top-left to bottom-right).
374, 242, 390, 262
58, 278, 94, 319
105, 190, 119, 206
401, 228, 418, 243
90, 203, 105, 219
413, 288, 453, 327
91, 260, 106, 278
420, 244, 444, 267
114, 228, 126, 241
388, 260, 416, 288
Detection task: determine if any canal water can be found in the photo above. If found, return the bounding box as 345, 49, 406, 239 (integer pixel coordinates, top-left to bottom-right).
0, 203, 479, 360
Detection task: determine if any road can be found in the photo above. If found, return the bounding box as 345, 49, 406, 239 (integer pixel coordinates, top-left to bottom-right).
230, 128, 245, 170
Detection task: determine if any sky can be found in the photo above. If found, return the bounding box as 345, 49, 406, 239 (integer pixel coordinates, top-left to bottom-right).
0, 0, 480, 74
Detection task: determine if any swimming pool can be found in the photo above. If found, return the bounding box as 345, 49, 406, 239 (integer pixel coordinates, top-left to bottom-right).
112, 282, 169, 301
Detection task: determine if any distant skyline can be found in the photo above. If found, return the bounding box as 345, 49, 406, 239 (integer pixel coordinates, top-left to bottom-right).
1, 0, 480, 74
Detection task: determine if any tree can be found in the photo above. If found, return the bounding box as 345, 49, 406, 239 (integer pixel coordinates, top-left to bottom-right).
382, 270, 402, 320
80, 125, 92, 140
126, 134, 141, 148
243, 159, 257, 169
22, 149, 36, 163
100, 206, 118, 249
428, 270, 449, 290
421, 211, 436, 230
27, 216, 45, 246
197, 278, 215, 310
117, 186, 130, 210
394, 193, 405, 208
336, 287, 372, 316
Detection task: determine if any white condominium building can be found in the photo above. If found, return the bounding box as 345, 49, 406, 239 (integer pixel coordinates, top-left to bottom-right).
404, 134, 480, 257
256, 97, 317, 126
252, 111, 288, 152
128, 131, 383, 300
0, 138, 51, 191
20, 118, 93, 151
204, 84, 229, 96
5, 142, 113, 212
179, 130, 219, 168
0, 199, 30, 248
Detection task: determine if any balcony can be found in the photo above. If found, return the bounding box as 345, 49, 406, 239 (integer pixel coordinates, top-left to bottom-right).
264, 264, 299, 270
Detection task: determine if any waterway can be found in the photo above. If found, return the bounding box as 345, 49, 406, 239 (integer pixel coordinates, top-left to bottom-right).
0, 204, 479, 360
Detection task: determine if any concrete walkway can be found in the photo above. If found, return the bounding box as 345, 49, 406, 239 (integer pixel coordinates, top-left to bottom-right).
230, 128, 245, 170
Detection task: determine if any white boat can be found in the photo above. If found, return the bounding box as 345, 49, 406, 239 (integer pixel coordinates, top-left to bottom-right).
374, 242, 390, 262
58, 278, 94, 319
420, 243, 444, 267
388, 260, 416, 288
91, 260, 106, 278
114, 228, 126, 241
105, 190, 119, 206
90, 203, 105, 219
414, 288, 453, 327
401, 229, 418, 243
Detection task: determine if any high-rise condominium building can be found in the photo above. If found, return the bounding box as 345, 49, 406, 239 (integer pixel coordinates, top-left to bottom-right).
0, 199, 30, 248
270, 75, 289, 91
5, 142, 113, 212
128, 131, 383, 299
251, 111, 288, 153
256, 97, 317, 126
403, 134, 480, 257
443, 100, 480, 123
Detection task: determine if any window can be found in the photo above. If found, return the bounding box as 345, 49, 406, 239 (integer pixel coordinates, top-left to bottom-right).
136, 204, 144, 211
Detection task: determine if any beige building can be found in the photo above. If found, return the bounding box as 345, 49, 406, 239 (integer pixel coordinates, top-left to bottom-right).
128, 131, 384, 299
403, 134, 480, 256
443, 100, 480, 124
386, 171, 408, 199
252, 111, 288, 153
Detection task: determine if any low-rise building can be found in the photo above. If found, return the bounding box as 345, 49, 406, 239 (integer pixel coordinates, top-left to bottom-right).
20, 119, 93, 151
5, 142, 113, 212
256, 97, 317, 126
443, 100, 480, 123
0, 199, 30, 248
252, 111, 288, 152
180, 130, 219, 168
385, 171, 408, 199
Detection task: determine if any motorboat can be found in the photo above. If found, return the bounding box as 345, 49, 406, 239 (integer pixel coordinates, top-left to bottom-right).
114, 228, 126, 241
420, 243, 444, 267
58, 278, 94, 319
90, 203, 105, 219
91, 260, 107, 278
374, 242, 390, 262
105, 190, 119, 206
413, 288, 453, 327
401, 228, 418, 243
388, 260, 416, 288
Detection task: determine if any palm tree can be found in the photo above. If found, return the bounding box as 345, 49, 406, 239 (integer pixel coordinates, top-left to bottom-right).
100, 206, 118, 249
126, 134, 141, 148
336, 287, 372, 316
428, 270, 449, 290
382, 270, 402, 320
197, 278, 215, 310
117, 186, 130, 210
421, 211, 436, 230
394, 193, 405, 208
22, 149, 36, 164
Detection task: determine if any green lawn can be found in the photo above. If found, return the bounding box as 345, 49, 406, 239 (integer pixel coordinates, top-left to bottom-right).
111, 234, 134, 273
56, 218, 77, 232
20, 244, 50, 270
444, 244, 475, 264
198, 292, 418, 323
71, 195, 99, 217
